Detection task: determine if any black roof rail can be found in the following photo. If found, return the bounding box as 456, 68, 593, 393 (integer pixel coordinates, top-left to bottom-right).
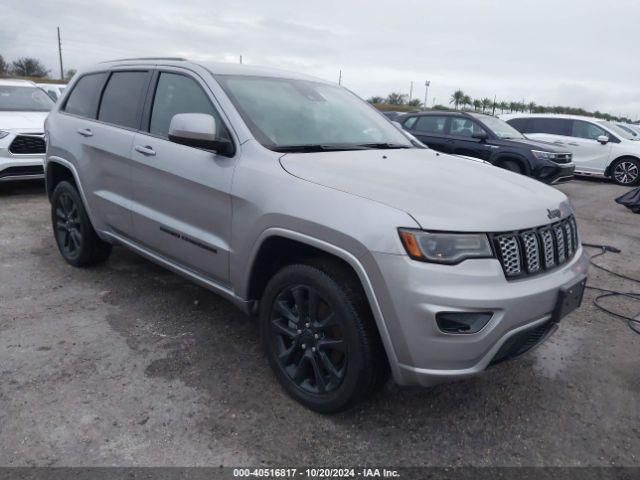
100, 57, 188, 63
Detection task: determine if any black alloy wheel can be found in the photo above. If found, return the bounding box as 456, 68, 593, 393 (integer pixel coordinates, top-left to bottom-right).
51, 181, 112, 266
269, 284, 347, 394
260, 262, 389, 413
54, 191, 83, 259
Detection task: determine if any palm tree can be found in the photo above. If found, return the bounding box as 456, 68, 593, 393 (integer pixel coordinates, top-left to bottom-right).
386, 92, 407, 105
481, 98, 492, 114
462, 95, 472, 111
450, 90, 465, 110
473, 99, 482, 112
528, 102, 536, 113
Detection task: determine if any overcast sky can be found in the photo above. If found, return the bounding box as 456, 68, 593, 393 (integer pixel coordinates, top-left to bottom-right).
4, 0, 640, 119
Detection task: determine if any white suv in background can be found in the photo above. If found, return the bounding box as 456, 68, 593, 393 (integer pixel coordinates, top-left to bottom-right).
0, 79, 54, 183
36, 83, 67, 102
502, 113, 640, 186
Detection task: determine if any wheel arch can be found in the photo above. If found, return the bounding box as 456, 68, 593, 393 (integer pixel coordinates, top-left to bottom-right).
491, 153, 531, 175
244, 228, 401, 378
605, 154, 640, 178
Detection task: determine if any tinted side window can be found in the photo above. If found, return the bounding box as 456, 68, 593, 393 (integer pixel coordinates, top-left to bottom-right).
149, 72, 227, 139
450, 118, 485, 138
403, 116, 417, 129
507, 118, 528, 132
414, 116, 446, 134
98, 71, 149, 129
64, 73, 107, 118
527, 118, 571, 136
571, 120, 606, 140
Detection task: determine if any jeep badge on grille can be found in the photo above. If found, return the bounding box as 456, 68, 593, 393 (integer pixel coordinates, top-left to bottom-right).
547, 208, 562, 220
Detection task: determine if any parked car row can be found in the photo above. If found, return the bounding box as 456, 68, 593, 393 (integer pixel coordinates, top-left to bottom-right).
396, 111, 575, 185
40, 58, 588, 412
501, 114, 640, 186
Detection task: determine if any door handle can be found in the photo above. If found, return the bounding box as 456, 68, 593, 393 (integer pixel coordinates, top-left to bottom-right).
567, 142, 579, 146
446, 139, 455, 143
553, 140, 564, 145
77, 128, 93, 137
134, 145, 156, 156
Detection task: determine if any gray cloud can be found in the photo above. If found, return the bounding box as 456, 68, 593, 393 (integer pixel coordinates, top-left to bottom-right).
4, 0, 639, 118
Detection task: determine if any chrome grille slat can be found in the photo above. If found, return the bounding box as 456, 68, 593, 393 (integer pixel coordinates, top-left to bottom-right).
521, 231, 541, 273
497, 235, 521, 277
494, 215, 579, 279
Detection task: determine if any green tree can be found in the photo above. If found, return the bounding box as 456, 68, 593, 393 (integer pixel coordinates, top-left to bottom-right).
461, 95, 472, 111
449, 90, 465, 110
0, 55, 8, 76
386, 92, 407, 105
11, 57, 49, 77
65, 68, 77, 79
473, 99, 482, 112
481, 98, 492, 113
406, 98, 422, 107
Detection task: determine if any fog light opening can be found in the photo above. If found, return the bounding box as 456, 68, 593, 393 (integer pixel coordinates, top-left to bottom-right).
436, 312, 493, 334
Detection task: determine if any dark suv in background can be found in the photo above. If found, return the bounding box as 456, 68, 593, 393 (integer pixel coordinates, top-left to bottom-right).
399, 111, 575, 184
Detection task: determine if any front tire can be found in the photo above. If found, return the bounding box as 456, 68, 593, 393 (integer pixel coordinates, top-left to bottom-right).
51, 181, 112, 267
610, 157, 640, 186
259, 261, 389, 413
498, 159, 523, 175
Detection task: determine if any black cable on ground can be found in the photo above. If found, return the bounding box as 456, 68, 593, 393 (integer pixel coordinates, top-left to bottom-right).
581, 242, 640, 335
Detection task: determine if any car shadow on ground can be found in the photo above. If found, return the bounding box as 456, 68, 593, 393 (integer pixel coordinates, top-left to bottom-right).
0, 179, 46, 197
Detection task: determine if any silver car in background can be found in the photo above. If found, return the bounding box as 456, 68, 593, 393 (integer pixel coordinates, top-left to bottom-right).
44, 58, 588, 412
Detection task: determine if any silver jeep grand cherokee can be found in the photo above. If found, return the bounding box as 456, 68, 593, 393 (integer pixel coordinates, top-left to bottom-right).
44, 58, 588, 412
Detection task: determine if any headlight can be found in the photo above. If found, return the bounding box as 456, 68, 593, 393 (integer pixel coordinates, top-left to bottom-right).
398, 229, 493, 264
0, 130, 10, 140
531, 150, 558, 160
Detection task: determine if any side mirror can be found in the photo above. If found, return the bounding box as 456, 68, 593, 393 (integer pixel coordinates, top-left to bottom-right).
168, 113, 233, 155
472, 131, 488, 141
597, 135, 610, 144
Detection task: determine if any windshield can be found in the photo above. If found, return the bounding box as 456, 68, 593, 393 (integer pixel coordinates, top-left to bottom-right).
214, 75, 413, 151
0, 85, 54, 112
599, 121, 637, 140
614, 123, 640, 139
470, 114, 525, 139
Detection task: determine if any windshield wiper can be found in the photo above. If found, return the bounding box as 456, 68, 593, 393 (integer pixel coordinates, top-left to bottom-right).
271, 144, 371, 153
357, 142, 411, 149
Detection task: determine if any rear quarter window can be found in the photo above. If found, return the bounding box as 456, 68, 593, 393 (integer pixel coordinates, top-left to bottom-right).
63, 73, 108, 118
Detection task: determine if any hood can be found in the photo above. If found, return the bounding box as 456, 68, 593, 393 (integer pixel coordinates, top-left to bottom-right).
0, 111, 48, 131
507, 136, 571, 152
280, 148, 571, 232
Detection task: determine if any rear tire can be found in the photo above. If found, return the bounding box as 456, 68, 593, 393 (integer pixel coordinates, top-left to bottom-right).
259, 260, 389, 413
498, 159, 523, 175
51, 181, 112, 267
610, 157, 640, 186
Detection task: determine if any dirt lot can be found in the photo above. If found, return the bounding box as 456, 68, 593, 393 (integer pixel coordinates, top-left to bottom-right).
0, 178, 639, 467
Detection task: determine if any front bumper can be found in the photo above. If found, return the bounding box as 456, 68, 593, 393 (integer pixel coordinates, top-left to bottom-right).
0, 130, 45, 182
535, 161, 575, 185
370, 247, 589, 387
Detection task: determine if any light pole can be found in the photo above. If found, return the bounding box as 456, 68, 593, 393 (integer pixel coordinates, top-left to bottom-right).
423, 80, 430, 111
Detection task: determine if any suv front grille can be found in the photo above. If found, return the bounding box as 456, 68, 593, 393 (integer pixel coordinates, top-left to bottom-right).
492, 215, 579, 279
9, 134, 46, 155
553, 153, 572, 164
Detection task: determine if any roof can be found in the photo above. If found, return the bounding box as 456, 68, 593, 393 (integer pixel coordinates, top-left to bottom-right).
85, 58, 331, 84
0, 78, 38, 87
500, 112, 605, 123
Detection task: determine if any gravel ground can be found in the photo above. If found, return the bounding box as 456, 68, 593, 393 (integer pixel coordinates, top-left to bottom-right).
0, 178, 638, 467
